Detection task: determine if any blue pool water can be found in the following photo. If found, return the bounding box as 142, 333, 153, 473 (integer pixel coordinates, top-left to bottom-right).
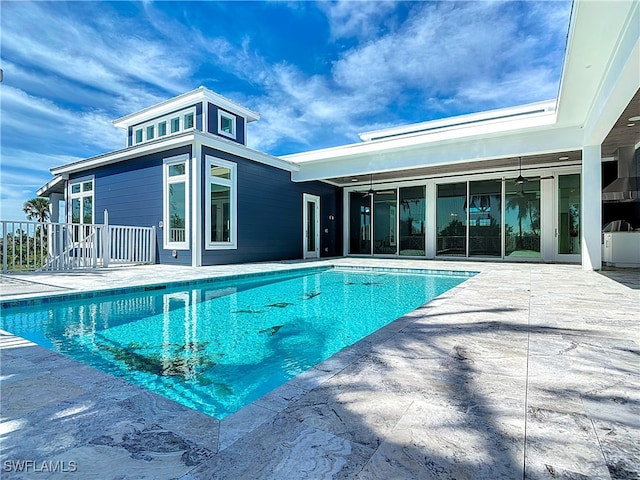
1, 267, 473, 418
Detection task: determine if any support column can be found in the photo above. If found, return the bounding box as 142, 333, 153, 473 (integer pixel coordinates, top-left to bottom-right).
581, 145, 602, 270
48, 193, 63, 223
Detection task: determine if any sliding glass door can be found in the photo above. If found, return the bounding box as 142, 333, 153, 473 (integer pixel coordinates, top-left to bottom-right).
399, 186, 426, 256
468, 180, 501, 257
436, 183, 467, 256
557, 174, 581, 258
505, 180, 541, 258
349, 192, 371, 254
373, 191, 397, 254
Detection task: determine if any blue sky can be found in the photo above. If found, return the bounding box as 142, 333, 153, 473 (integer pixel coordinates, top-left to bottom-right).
0, 0, 572, 220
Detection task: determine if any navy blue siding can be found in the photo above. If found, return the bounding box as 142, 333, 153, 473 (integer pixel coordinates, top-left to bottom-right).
200, 146, 341, 266
68, 142, 342, 267
206, 103, 246, 145
71, 145, 193, 265
195, 103, 203, 131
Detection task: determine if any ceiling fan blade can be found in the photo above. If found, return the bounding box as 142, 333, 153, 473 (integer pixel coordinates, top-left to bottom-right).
514, 174, 528, 184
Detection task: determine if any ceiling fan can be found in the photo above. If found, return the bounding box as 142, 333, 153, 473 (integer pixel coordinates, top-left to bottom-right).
508, 157, 554, 184
362, 174, 375, 197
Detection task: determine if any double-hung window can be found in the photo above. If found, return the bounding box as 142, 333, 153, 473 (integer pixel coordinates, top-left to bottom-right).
163, 155, 189, 249
206, 155, 236, 249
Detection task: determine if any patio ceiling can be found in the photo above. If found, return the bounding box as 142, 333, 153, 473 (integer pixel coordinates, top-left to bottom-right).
601, 88, 640, 158
327, 152, 581, 186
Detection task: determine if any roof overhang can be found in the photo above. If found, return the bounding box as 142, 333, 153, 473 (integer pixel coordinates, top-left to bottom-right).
37, 174, 67, 197
112, 86, 260, 130
51, 131, 299, 176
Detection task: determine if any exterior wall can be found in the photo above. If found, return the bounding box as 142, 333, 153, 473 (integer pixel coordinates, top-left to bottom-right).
71, 145, 193, 265
206, 103, 246, 145
71, 142, 341, 267
200, 146, 341, 265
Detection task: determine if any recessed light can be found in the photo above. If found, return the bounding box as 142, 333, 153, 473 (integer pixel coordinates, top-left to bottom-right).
351, 178, 359, 182
628, 115, 640, 122
559, 156, 569, 161
628, 123, 636, 127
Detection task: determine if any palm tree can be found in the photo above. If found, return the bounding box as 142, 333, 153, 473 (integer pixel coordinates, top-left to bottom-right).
23, 197, 51, 222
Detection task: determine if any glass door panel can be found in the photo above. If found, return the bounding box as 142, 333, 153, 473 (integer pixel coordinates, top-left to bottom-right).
399, 186, 426, 256
469, 180, 501, 257
373, 190, 397, 254
307, 201, 316, 252
505, 180, 540, 258
349, 192, 371, 254
558, 174, 581, 255
437, 183, 467, 256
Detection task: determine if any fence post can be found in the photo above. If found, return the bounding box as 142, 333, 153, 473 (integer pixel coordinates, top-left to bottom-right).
102, 210, 110, 268
150, 226, 157, 264
2, 221, 7, 274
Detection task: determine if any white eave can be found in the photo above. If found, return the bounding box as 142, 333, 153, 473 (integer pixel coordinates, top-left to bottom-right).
112, 86, 260, 130
37, 174, 67, 197
284, 101, 558, 165
358, 100, 556, 142
50, 131, 298, 176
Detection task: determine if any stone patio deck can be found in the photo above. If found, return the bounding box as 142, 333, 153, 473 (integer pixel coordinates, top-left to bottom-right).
1, 259, 638, 479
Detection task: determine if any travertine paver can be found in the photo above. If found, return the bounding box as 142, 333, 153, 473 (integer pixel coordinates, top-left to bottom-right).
1, 259, 638, 479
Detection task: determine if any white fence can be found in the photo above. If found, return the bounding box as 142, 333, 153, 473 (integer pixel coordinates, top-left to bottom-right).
1, 217, 156, 273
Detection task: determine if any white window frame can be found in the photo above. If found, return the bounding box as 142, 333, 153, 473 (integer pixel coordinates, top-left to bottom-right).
132, 108, 196, 146
217, 110, 236, 139
205, 155, 237, 250
163, 154, 190, 250
68, 176, 95, 224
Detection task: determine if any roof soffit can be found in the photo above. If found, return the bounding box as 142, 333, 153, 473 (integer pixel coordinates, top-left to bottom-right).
556, 0, 638, 128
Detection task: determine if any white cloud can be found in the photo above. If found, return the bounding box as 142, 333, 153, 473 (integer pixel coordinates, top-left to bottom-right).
1, 86, 123, 155
318, 0, 400, 39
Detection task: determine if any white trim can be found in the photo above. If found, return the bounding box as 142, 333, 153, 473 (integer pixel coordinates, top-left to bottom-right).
51, 131, 299, 176
358, 100, 556, 142
217, 109, 237, 139
163, 154, 190, 250
113, 86, 259, 129
192, 139, 203, 267
67, 175, 94, 225
132, 107, 196, 146
204, 155, 237, 250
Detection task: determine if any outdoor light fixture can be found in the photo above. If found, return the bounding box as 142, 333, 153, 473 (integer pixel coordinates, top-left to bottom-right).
559, 156, 569, 160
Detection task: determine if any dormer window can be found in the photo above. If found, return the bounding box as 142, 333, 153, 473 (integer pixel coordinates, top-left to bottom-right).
184, 112, 194, 129
218, 110, 236, 139
129, 108, 197, 146
171, 117, 180, 133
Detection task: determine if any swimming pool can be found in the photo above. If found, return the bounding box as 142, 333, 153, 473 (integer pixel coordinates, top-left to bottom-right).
1, 266, 474, 418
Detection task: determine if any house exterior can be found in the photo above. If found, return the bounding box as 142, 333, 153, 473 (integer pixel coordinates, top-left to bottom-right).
38, 0, 639, 270
38, 88, 342, 266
